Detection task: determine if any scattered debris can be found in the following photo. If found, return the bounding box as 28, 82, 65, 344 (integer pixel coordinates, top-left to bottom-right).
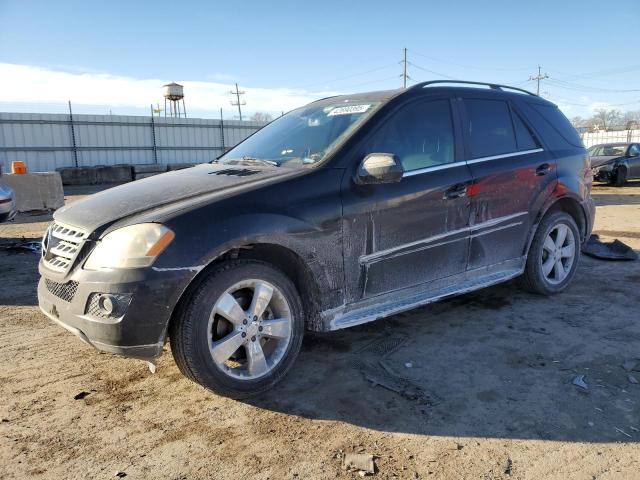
504, 457, 513, 475
630, 426, 639, 432
404, 362, 413, 368
628, 375, 639, 385
114, 472, 127, 478
614, 427, 632, 438
582, 235, 638, 261
622, 360, 638, 372
588, 421, 594, 427
572, 374, 588, 390
342, 453, 375, 475
74, 391, 90, 400
456, 444, 464, 450
355, 335, 431, 403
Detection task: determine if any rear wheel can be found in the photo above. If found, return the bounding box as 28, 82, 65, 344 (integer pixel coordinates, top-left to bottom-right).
520, 211, 580, 295
613, 166, 627, 186
170, 260, 304, 398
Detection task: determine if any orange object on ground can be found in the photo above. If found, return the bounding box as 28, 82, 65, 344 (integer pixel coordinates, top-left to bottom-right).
11, 161, 27, 174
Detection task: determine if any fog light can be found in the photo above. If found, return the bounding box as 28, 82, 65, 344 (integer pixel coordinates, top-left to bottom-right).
98, 295, 114, 315
86, 292, 132, 319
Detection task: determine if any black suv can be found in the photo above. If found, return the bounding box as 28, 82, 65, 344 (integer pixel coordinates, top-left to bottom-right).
38, 81, 595, 398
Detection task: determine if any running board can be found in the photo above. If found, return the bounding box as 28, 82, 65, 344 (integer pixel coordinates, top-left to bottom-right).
326, 261, 524, 331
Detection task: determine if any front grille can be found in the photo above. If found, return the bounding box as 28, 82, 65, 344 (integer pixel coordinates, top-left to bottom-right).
42, 222, 88, 272
45, 279, 79, 302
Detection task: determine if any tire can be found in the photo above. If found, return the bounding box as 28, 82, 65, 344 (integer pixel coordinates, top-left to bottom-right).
169, 260, 304, 399
613, 166, 627, 187
520, 211, 581, 295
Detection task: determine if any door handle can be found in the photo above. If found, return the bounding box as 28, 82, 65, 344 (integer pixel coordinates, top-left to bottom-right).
536, 163, 551, 176
444, 183, 467, 200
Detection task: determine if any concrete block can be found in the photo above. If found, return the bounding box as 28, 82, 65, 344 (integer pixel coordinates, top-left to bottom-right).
133, 164, 167, 174
167, 163, 197, 171
134, 171, 164, 180
58, 167, 98, 185
95, 165, 133, 183
3, 172, 64, 212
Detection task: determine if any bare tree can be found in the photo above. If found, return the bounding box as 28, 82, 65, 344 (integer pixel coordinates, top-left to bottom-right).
592, 108, 622, 130
250, 112, 273, 123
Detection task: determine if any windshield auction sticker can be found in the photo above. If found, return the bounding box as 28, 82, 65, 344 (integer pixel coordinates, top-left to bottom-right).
327, 104, 371, 116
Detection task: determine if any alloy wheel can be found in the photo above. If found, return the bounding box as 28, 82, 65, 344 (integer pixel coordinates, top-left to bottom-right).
540, 223, 576, 285
206, 279, 293, 380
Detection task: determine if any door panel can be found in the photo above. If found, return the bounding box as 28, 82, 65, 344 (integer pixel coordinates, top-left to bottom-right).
341, 97, 473, 302
460, 97, 556, 269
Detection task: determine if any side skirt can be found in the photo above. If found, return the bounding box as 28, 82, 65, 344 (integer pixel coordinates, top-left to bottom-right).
322, 257, 525, 331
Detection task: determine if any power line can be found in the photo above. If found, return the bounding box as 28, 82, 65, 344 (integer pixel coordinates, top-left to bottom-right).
291, 62, 398, 90
545, 78, 640, 94
229, 83, 246, 121
407, 61, 455, 79
411, 51, 534, 72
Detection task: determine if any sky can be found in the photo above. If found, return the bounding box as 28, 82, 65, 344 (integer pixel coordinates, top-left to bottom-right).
1, 0, 639, 119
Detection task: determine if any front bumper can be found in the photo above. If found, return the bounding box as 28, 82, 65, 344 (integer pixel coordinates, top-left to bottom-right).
592, 165, 614, 182
38, 262, 194, 360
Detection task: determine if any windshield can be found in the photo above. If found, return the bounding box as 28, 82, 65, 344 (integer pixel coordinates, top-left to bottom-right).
589, 145, 627, 156
218, 101, 381, 168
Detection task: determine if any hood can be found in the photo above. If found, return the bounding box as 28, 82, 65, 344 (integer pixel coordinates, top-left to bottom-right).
54, 163, 297, 232
590, 155, 621, 168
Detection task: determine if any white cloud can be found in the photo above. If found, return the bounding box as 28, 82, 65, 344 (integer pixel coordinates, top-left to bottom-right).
0, 63, 338, 117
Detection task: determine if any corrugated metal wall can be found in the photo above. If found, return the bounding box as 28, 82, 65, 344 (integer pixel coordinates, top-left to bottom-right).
0, 112, 266, 172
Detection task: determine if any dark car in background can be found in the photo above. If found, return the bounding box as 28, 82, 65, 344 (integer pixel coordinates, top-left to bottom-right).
589, 142, 640, 186
38, 80, 595, 398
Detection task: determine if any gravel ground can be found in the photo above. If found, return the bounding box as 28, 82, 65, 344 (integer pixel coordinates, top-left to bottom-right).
1, 181, 639, 480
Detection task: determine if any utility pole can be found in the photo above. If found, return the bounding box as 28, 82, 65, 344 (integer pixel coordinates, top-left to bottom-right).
402, 47, 408, 88
529, 65, 549, 96
230, 83, 246, 121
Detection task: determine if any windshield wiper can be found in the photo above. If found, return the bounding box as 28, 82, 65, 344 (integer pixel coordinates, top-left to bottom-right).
226, 156, 278, 167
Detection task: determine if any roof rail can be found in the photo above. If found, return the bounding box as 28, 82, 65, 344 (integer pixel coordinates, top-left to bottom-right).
409, 80, 537, 96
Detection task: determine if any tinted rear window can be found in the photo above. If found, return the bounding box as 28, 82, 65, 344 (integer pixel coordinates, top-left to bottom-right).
530, 103, 583, 148
512, 111, 539, 150
464, 99, 517, 157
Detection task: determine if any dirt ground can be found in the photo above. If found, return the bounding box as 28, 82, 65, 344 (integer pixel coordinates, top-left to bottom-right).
1, 182, 639, 480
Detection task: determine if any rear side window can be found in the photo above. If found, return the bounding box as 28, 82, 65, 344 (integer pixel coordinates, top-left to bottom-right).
512, 111, 539, 150
464, 99, 516, 157
530, 103, 583, 148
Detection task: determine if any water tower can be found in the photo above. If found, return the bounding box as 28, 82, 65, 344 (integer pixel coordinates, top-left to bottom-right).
163, 82, 187, 118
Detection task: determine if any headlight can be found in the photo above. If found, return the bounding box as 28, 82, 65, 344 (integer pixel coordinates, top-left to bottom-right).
84, 223, 175, 270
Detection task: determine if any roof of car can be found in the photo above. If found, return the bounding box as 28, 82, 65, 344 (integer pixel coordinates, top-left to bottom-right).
310, 81, 554, 110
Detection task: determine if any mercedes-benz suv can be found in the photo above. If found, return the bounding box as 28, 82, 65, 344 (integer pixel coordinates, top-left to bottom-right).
38, 81, 595, 398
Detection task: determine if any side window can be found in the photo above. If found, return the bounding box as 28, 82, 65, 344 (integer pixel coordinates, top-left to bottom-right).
464, 99, 517, 158
365, 99, 455, 172
629, 144, 639, 156
511, 109, 539, 150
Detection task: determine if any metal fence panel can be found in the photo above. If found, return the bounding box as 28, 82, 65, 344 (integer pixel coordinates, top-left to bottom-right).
0, 112, 266, 172
581, 130, 640, 148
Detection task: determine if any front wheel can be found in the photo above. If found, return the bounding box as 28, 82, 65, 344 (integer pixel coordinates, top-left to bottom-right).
613, 166, 627, 187
169, 260, 304, 398
520, 211, 581, 295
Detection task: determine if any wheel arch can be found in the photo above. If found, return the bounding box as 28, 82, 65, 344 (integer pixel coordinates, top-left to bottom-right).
167, 242, 325, 338
524, 194, 588, 258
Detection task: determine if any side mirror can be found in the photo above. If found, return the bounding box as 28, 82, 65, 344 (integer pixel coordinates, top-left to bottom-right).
354, 153, 404, 185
